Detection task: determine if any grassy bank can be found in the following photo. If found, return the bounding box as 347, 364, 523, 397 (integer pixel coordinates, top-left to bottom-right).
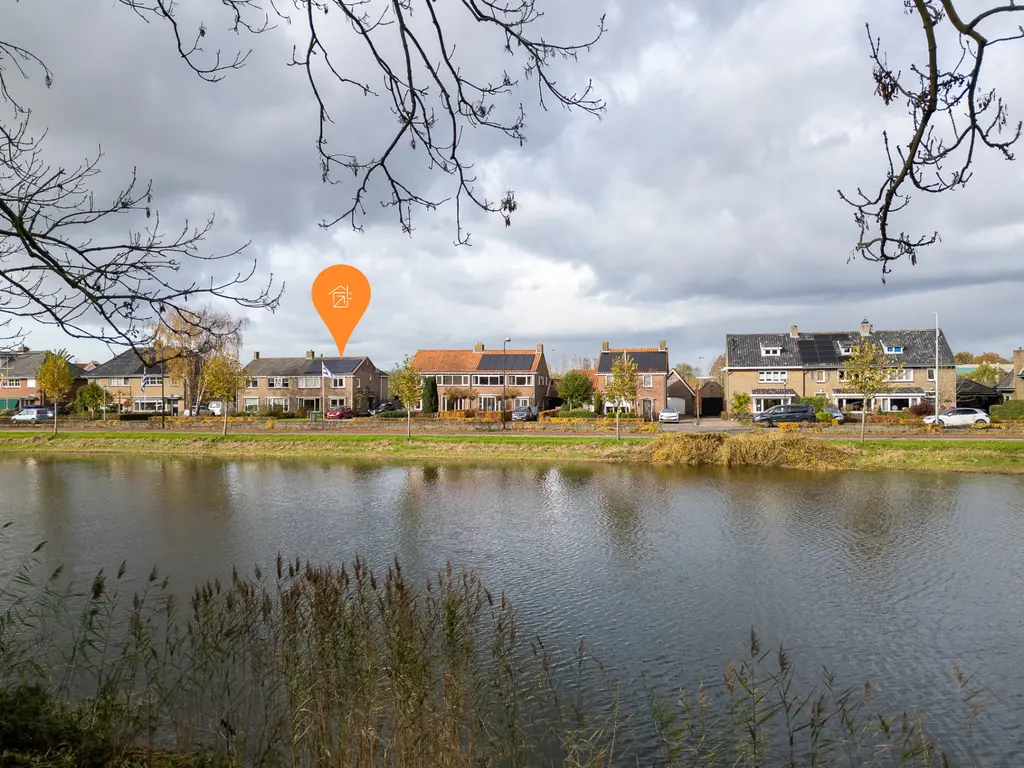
0, 431, 1023, 474
1, 536, 988, 767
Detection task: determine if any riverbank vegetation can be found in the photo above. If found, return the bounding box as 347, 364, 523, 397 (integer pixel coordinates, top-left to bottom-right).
0, 535, 988, 767
0, 431, 1023, 474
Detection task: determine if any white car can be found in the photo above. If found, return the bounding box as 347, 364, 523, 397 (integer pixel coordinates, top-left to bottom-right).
658, 407, 680, 423
923, 407, 990, 427
11, 407, 53, 423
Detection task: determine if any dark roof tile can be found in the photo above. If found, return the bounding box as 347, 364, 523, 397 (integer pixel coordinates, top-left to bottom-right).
726, 328, 955, 369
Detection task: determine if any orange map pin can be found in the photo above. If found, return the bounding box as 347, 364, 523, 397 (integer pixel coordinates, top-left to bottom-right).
312, 264, 371, 358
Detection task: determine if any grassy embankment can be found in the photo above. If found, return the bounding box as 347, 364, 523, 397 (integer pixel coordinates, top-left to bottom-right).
0, 535, 988, 767
1, 430, 1024, 473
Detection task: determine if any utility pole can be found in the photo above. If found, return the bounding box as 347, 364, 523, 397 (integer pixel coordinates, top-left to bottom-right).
501, 337, 510, 430
935, 312, 940, 422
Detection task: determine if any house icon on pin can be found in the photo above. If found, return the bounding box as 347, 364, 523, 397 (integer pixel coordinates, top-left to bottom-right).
330, 285, 353, 309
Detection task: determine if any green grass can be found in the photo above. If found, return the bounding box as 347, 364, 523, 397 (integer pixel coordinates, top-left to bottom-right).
838, 439, 1024, 474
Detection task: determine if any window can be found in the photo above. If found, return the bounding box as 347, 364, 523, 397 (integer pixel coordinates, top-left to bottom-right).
132, 397, 165, 412
472, 375, 503, 386
329, 397, 346, 408
142, 375, 162, 388
439, 375, 470, 386
1, 378, 22, 388
886, 369, 913, 382
927, 368, 936, 382
246, 378, 258, 389
761, 347, 782, 356
354, 379, 361, 389
885, 345, 904, 354
837, 370, 849, 382
297, 377, 320, 389
265, 397, 289, 410
815, 370, 828, 383
107, 377, 127, 387
508, 375, 532, 386
757, 370, 788, 383
267, 377, 286, 389
838, 344, 852, 356
242, 397, 259, 412
330, 377, 345, 388
478, 395, 498, 411
514, 397, 530, 408
641, 374, 654, 388
539, 376, 547, 386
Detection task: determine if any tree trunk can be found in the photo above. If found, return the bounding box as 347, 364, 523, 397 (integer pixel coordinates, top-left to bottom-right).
223, 406, 228, 436
407, 410, 412, 440
860, 406, 867, 441
52, 406, 58, 436
615, 410, 620, 441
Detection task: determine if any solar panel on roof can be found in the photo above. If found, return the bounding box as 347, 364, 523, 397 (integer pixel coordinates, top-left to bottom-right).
477, 354, 534, 371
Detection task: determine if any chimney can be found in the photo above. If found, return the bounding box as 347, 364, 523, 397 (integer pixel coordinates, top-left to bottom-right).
306, 350, 315, 359
790, 325, 799, 339
253, 351, 260, 360
536, 343, 544, 355
659, 340, 667, 351
859, 318, 872, 337
474, 343, 484, 352
18, 345, 28, 353
601, 341, 610, 352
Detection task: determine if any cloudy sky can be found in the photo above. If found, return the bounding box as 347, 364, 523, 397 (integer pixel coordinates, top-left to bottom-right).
4, 0, 1024, 372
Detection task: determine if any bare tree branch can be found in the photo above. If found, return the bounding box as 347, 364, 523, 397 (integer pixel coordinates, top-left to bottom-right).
840, 0, 1024, 280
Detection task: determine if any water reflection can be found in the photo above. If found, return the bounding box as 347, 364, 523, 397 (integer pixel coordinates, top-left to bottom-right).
1, 456, 1023, 764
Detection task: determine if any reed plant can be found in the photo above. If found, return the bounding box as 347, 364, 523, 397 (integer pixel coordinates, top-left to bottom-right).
647, 433, 855, 470
0, 524, 990, 767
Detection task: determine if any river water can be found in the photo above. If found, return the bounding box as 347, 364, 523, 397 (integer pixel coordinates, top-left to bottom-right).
1, 455, 1023, 763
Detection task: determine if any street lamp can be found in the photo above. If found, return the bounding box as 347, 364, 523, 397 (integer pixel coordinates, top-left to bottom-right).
696, 355, 704, 425
502, 337, 510, 430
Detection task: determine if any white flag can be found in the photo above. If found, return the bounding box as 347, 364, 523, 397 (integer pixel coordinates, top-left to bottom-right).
321, 362, 331, 379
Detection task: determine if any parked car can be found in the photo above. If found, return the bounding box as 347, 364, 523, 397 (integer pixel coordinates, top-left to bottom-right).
752, 404, 817, 426
370, 401, 401, 415
511, 406, 539, 422
11, 407, 54, 424
923, 407, 990, 427
824, 406, 844, 424
658, 407, 680, 423
326, 406, 355, 420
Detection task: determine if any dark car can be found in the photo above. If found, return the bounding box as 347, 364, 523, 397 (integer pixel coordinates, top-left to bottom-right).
325, 406, 355, 420
752, 404, 817, 426
510, 406, 538, 422
371, 401, 401, 415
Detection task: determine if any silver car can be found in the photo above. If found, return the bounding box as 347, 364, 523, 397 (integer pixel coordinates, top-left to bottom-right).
658, 407, 680, 423
11, 407, 54, 423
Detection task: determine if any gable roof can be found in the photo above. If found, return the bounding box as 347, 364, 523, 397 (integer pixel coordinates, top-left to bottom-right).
996, 370, 1017, 391
86, 348, 172, 378
956, 375, 998, 397
1, 351, 88, 379
242, 356, 369, 377
596, 348, 669, 373
726, 328, 956, 369
412, 349, 543, 374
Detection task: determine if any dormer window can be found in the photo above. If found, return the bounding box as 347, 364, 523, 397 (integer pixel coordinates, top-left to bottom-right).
885, 345, 903, 354
761, 346, 782, 357
838, 344, 852, 356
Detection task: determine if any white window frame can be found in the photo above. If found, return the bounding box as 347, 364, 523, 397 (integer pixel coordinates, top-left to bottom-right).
837, 370, 850, 382
246, 378, 258, 389
838, 344, 852, 356
1, 378, 22, 388
265, 397, 289, 410
142, 375, 163, 388
885, 369, 913, 383
472, 375, 503, 386
757, 370, 788, 383
478, 394, 498, 411
330, 377, 345, 388
132, 397, 166, 412
761, 347, 782, 357
641, 374, 653, 388
885, 345, 904, 354
328, 397, 346, 408
267, 377, 287, 389
107, 377, 128, 387
815, 370, 828, 383
508, 374, 532, 386
927, 368, 936, 382
242, 397, 259, 412
297, 377, 320, 389
514, 397, 530, 408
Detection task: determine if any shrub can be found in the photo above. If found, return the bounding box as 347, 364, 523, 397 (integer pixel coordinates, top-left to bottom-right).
800, 396, 828, 413
647, 433, 853, 470
777, 422, 800, 432
907, 401, 936, 417
990, 400, 1024, 422
376, 409, 409, 418
558, 408, 598, 419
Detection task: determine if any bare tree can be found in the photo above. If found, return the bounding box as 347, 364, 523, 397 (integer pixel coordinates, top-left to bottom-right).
841, 1, 1023, 279
1, 0, 605, 351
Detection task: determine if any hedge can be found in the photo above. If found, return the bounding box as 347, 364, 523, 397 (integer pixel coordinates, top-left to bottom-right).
990, 401, 1024, 422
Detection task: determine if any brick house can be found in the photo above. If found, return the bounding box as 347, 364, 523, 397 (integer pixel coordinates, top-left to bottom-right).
0, 347, 88, 410
593, 341, 671, 418
411, 343, 553, 412
85, 348, 187, 414
240, 350, 389, 415
724, 319, 957, 415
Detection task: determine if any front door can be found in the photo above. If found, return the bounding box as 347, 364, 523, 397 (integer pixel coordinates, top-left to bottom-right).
641, 399, 654, 419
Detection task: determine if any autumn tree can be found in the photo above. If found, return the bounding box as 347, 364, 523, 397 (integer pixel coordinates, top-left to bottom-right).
842, 342, 905, 441
390, 355, 422, 440
974, 352, 1009, 364
673, 362, 701, 380
201, 354, 246, 436
709, 353, 727, 386
730, 392, 752, 420
73, 381, 107, 417
965, 362, 1001, 388
954, 351, 975, 364
844, 2, 1024, 279
604, 352, 638, 441
37, 349, 73, 435
153, 308, 247, 415
557, 370, 594, 411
